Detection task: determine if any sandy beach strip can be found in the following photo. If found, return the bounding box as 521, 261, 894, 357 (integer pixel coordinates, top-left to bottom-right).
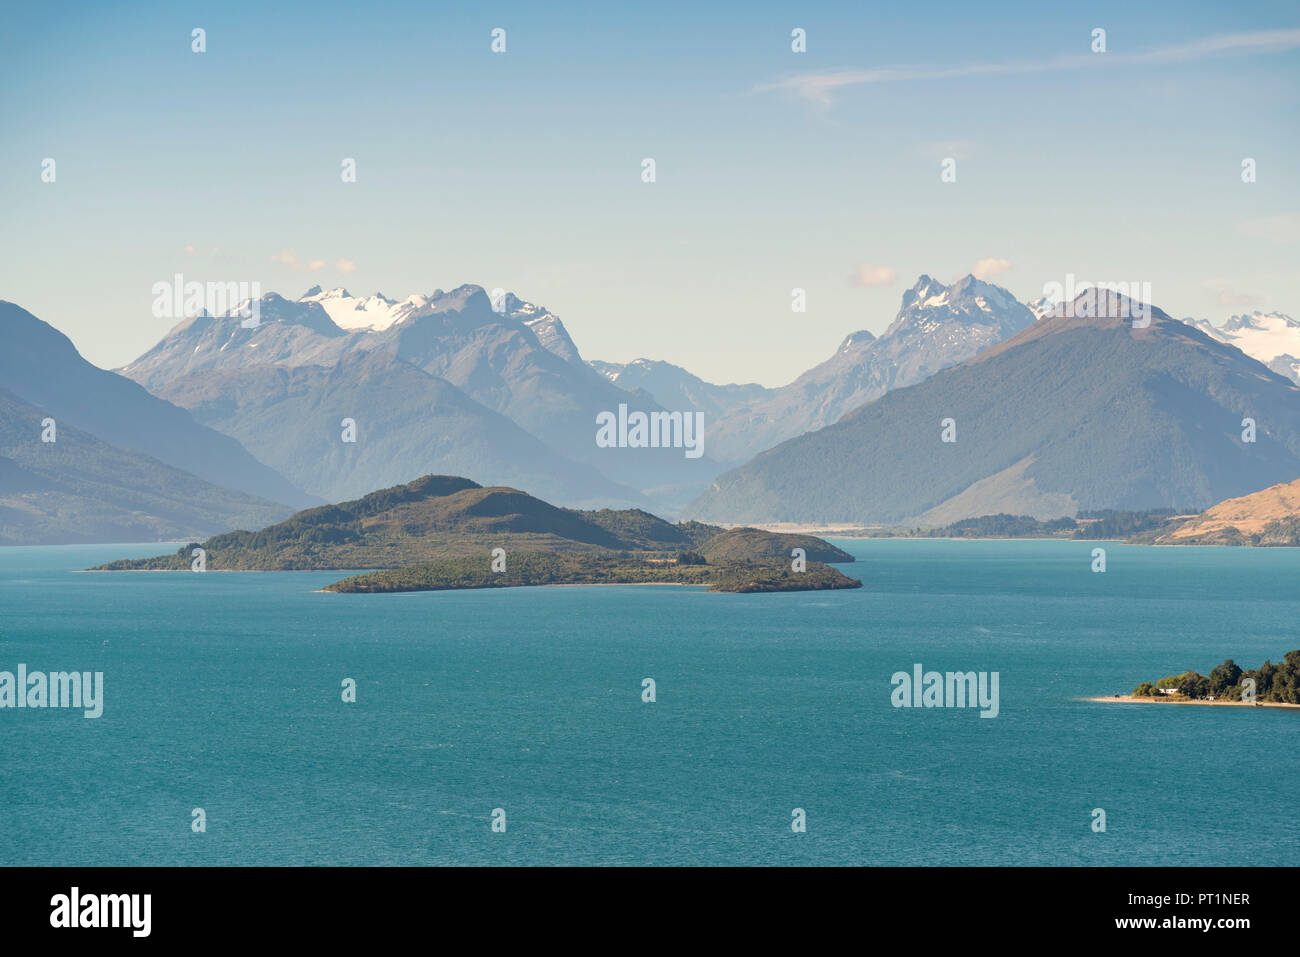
1082, 695, 1300, 710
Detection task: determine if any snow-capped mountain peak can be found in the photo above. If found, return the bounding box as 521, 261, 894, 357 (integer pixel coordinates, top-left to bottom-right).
297, 287, 407, 331
285, 284, 586, 362
1027, 295, 1056, 319
500, 293, 583, 364
891, 273, 1032, 338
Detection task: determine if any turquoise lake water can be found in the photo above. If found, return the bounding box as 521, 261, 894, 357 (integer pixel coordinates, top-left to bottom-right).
0, 538, 1297, 866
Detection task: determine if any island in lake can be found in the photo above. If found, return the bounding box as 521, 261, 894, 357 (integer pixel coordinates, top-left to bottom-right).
92, 474, 862, 595
1088, 650, 1300, 708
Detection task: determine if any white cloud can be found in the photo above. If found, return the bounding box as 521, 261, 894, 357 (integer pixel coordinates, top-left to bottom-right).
271, 250, 352, 273
1219, 291, 1264, 307
758, 29, 1300, 107
1203, 280, 1263, 307
849, 264, 898, 287
972, 258, 1012, 280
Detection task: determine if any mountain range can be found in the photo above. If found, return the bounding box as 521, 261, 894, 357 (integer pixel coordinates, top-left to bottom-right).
686, 290, 1300, 525
5, 270, 1299, 545
590, 358, 774, 423
0, 301, 303, 544
0, 385, 288, 544
686, 274, 1037, 464
0, 301, 310, 508
152, 348, 638, 506
1183, 312, 1300, 385
122, 285, 715, 511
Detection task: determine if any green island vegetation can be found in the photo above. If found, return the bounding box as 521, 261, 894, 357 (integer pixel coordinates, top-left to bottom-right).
849, 508, 1189, 541
91, 474, 861, 594
323, 550, 862, 594
1130, 651, 1300, 703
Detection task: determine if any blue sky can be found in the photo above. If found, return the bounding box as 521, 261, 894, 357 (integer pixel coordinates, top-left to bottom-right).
2, 0, 1297, 386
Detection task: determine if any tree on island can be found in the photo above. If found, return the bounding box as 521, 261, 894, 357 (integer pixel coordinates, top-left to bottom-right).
1133, 653, 1300, 703
1208, 660, 1242, 696
1177, 672, 1210, 699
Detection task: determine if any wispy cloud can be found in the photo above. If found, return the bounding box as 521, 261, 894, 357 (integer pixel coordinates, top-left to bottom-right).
1203, 280, 1264, 308
849, 264, 898, 287
972, 258, 1012, 280
273, 250, 324, 272
757, 29, 1300, 107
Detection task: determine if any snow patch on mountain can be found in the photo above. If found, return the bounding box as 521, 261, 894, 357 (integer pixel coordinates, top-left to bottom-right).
299, 287, 404, 331
1027, 296, 1056, 319
1184, 311, 1300, 383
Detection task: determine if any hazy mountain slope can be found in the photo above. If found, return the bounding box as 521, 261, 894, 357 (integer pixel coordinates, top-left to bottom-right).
120, 293, 367, 391
704, 274, 1036, 463
502, 293, 584, 364
154, 350, 644, 507
378, 285, 717, 489
0, 387, 291, 545
120, 286, 719, 507
685, 292, 1300, 525
0, 300, 311, 508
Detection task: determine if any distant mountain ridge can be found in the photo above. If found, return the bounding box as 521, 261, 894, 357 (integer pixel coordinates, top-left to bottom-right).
121, 274, 1042, 508
590, 358, 775, 421
122, 285, 718, 511
1183, 311, 1300, 385
0, 386, 290, 544
154, 349, 642, 506
0, 300, 311, 509
686, 289, 1300, 525
690, 274, 1037, 463
60, 271, 1300, 537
